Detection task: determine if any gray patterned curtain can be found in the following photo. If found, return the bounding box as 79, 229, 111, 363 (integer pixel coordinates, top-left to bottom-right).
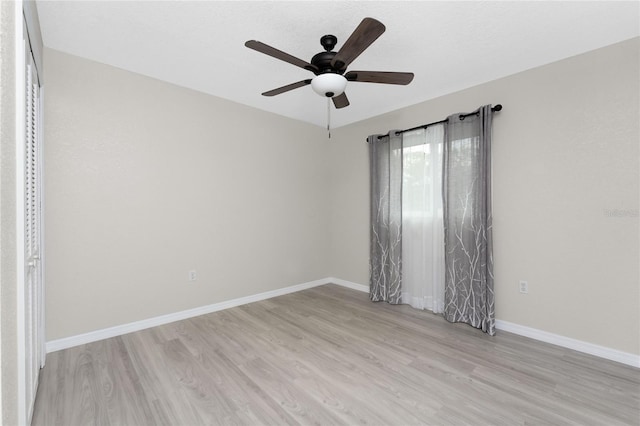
369, 131, 402, 303
442, 105, 495, 335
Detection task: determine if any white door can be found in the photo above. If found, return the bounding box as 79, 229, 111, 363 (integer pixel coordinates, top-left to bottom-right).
22, 23, 43, 423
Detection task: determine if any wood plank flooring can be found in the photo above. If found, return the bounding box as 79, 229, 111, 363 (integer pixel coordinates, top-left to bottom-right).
32, 284, 640, 425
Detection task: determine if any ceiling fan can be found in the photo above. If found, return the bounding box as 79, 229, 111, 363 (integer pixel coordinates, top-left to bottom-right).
245, 17, 414, 109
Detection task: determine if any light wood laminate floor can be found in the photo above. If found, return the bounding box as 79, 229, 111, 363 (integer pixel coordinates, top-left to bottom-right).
33, 284, 640, 425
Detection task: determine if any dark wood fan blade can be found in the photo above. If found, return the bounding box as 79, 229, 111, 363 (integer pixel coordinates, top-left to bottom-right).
332, 92, 350, 109
331, 18, 386, 71
262, 79, 312, 97
245, 40, 318, 73
345, 71, 414, 85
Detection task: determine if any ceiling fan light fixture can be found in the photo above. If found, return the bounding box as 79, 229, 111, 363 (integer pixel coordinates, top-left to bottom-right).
311, 73, 347, 98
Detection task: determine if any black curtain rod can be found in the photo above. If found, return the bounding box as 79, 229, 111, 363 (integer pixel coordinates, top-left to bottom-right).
368, 104, 502, 142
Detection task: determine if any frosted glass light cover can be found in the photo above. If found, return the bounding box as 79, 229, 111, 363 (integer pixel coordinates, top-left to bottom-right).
311, 73, 347, 97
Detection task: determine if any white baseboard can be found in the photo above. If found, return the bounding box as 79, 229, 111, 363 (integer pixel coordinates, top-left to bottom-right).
46, 277, 369, 353
46, 278, 332, 353
47, 278, 638, 369
327, 277, 369, 293
495, 319, 640, 368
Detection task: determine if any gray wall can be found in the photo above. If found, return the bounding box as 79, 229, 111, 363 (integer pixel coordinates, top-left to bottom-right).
328, 37, 639, 355
44, 48, 329, 340
44, 38, 639, 358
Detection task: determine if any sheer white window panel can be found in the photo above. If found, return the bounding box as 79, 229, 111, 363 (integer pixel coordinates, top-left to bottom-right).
401, 125, 445, 313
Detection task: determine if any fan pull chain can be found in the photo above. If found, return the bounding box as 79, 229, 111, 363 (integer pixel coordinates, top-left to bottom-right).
327, 98, 331, 139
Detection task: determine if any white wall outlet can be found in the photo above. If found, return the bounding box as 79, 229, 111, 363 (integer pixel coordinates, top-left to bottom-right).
188, 270, 197, 281
519, 280, 528, 294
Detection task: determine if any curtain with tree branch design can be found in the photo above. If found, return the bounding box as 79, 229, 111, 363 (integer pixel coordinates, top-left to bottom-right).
442, 105, 495, 335
369, 132, 403, 303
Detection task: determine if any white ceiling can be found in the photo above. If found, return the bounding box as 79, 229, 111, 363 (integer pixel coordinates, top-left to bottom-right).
36, 1, 639, 128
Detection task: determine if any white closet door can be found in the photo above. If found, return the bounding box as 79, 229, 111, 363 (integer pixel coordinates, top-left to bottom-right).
23, 30, 43, 424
